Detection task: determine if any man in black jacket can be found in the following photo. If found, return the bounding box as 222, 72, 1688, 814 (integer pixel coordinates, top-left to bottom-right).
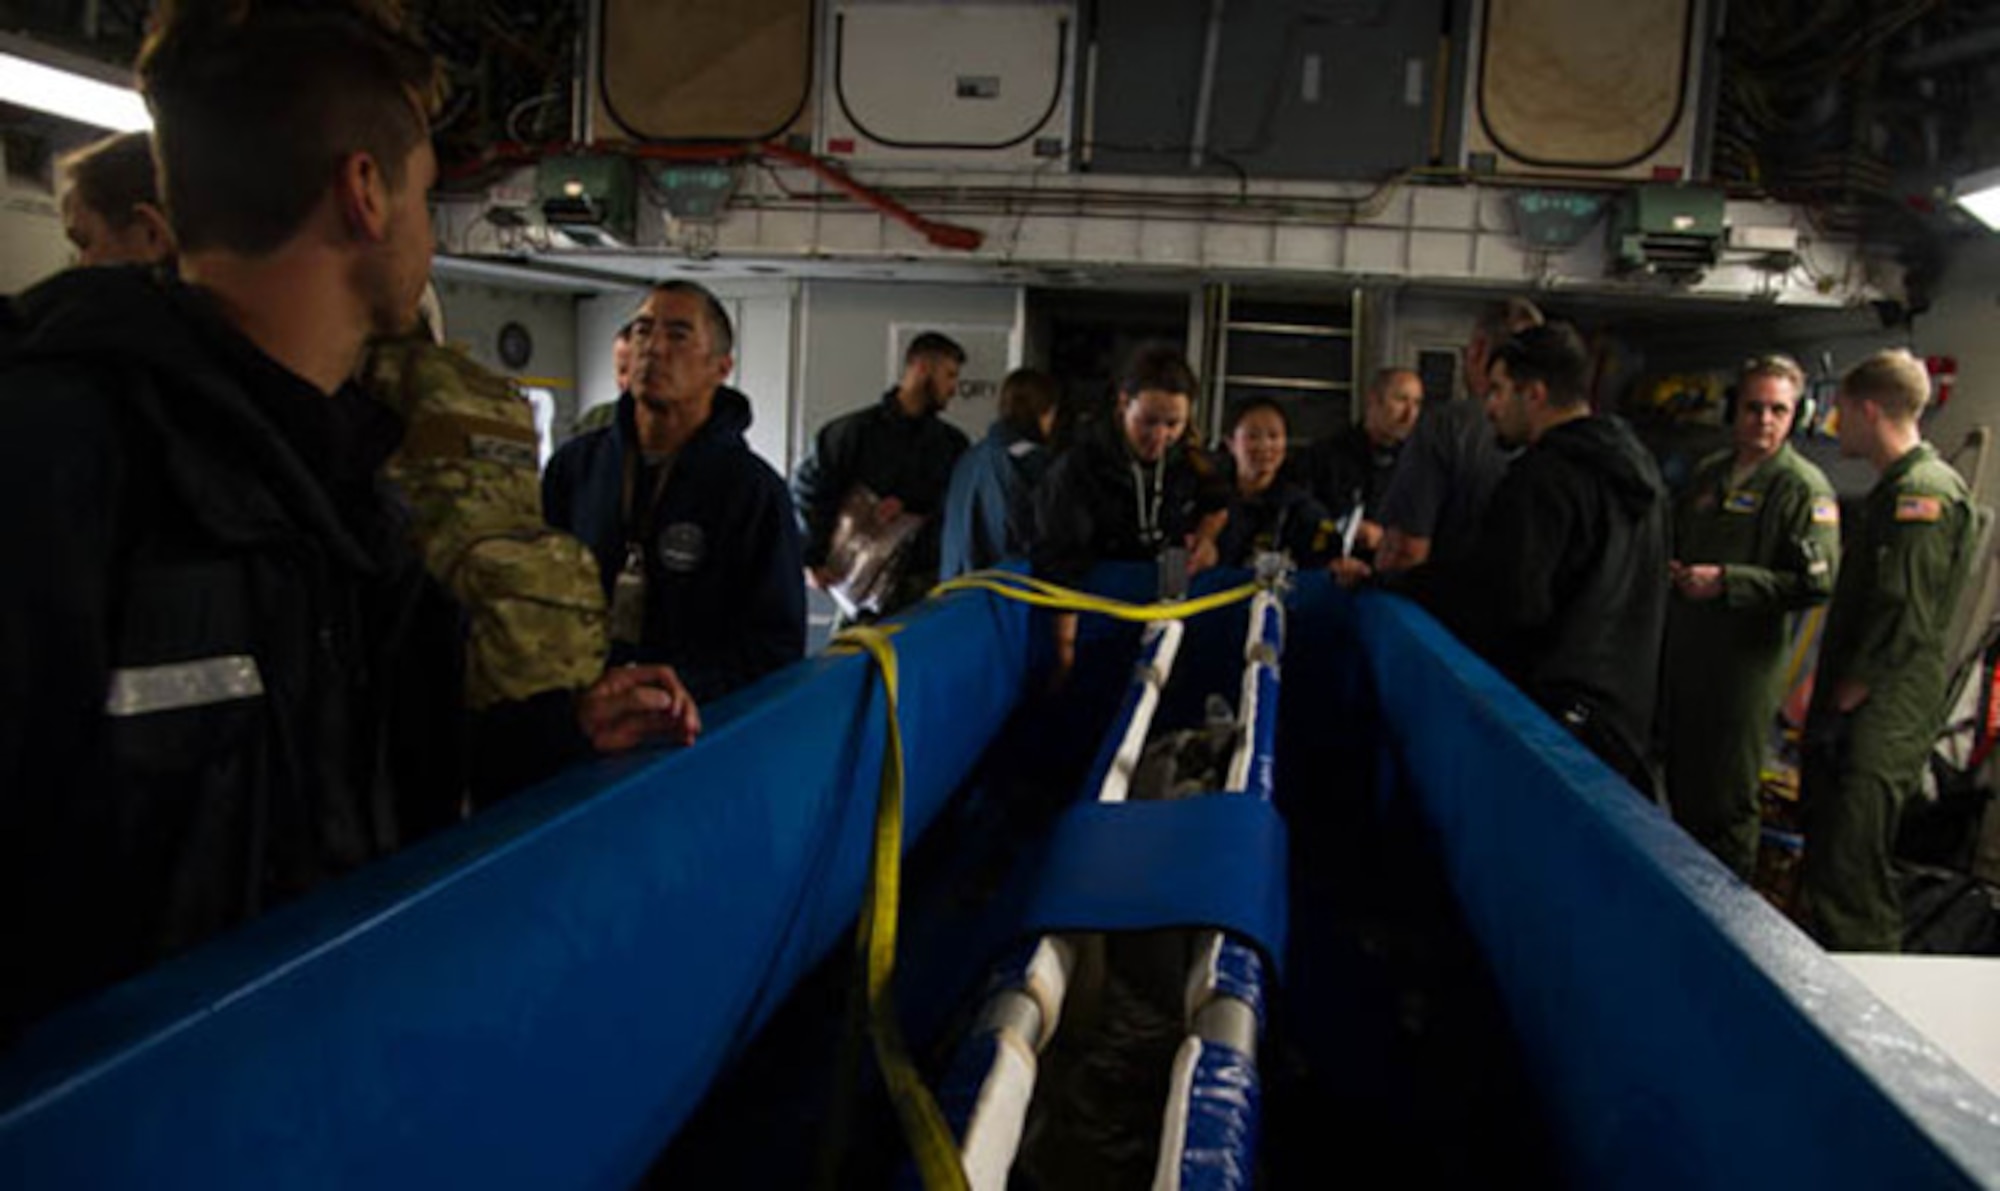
1374, 324, 1670, 793
544, 282, 805, 703
0, 4, 692, 1040
1300, 366, 1423, 558
792, 332, 971, 613
1375, 298, 1544, 573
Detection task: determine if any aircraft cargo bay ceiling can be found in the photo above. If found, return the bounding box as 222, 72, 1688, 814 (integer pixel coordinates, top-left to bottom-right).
6, 0, 2000, 315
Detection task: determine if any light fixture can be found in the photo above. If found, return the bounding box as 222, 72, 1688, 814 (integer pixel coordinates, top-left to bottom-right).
1952, 166, 2000, 232
0, 32, 150, 133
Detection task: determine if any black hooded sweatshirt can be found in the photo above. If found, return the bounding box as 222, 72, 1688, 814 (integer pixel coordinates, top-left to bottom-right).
0, 268, 478, 1037
543, 389, 804, 704
1390, 415, 1670, 773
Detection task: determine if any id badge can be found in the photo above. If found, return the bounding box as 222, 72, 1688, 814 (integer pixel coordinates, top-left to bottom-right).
1157, 545, 1189, 601
609, 545, 648, 645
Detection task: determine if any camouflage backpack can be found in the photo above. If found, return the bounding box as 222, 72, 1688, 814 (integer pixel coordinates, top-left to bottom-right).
362, 335, 607, 710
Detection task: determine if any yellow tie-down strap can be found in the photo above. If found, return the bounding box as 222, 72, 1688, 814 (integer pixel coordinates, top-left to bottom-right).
829, 624, 967, 1191
828, 574, 1261, 1189
931, 568, 1261, 621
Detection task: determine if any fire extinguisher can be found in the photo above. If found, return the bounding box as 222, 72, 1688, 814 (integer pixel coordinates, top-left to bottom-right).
1927, 354, 1959, 408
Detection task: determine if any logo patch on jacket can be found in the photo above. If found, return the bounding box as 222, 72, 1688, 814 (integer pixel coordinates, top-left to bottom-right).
1811, 497, 1839, 526
657, 522, 706, 572
1896, 495, 1944, 523
1725, 490, 1761, 514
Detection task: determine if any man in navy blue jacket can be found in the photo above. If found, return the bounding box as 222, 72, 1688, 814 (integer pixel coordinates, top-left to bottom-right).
544, 282, 805, 703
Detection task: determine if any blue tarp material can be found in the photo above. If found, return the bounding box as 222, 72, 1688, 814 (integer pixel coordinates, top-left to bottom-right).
0, 586, 1032, 1191
1018, 796, 1289, 971
1340, 580, 2000, 1191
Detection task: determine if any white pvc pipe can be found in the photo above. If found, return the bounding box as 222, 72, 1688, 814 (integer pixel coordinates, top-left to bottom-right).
959, 617, 1189, 1181
961, 1032, 1039, 1191
1098, 619, 1186, 805
1151, 1036, 1206, 1191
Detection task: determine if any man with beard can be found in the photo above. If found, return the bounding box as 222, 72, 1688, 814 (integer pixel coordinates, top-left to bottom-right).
1374, 298, 1543, 572
1363, 323, 1671, 794
792, 332, 971, 614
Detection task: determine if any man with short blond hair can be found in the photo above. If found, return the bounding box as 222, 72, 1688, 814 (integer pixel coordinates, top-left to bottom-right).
1802, 349, 1978, 951
1664, 354, 1840, 878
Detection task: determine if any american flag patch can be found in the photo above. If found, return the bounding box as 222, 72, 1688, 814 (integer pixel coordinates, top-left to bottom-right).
1895, 495, 1944, 523
1725, 490, 1761, 513
1811, 497, 1839, 526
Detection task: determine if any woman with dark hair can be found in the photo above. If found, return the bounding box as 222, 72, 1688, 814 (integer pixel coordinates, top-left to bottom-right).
1214, 398, 1337, 567
1031, 344, 1231, 675
1032, 344, 1232, 585
940, 367, 1060, 577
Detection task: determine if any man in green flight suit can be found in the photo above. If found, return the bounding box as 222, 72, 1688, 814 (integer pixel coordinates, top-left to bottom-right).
1803, 349, 1979, 951
1665, 355, 1840, 878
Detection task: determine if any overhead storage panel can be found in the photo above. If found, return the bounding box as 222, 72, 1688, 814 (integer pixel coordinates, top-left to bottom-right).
1086, 0, 1444, 182
591, 0, 814, 142
820, 0, 1076, 170
1460, 0, 1712, 179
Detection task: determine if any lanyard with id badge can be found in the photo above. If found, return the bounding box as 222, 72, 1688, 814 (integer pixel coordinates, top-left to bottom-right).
1132, 455, 1188, 600
610, 445, 676, 646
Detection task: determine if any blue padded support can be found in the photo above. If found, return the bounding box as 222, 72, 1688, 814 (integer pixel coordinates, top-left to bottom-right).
1019, 796, 1288, 969
1341, 581, 2000, 1190
1176, 1040, 1259, 1191
0, 585, 1034, 1191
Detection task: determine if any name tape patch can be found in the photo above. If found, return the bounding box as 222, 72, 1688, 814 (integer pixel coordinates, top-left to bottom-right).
1725, 490, 1761, 514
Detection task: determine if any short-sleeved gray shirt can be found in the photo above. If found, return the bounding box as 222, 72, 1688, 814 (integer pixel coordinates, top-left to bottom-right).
1377, 398, 1517, 560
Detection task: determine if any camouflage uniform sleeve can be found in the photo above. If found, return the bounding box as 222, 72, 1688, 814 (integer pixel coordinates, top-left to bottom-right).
1720, 472, 1840, 612
1842, 486, 1970, 691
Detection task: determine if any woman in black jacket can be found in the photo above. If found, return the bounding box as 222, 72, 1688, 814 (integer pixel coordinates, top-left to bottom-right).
1215, 397, 1338, 567
1033, 344, 1231, 583
1032, 345, 1231, 670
